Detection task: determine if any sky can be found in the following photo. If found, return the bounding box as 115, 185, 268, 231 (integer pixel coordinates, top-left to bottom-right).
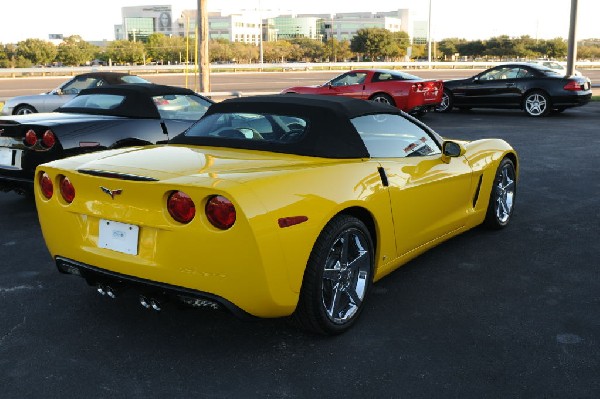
1, 0, 598, 44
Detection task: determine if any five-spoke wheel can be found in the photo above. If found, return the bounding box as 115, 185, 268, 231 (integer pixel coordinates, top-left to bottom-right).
524, 91, 550, 117
292, 215, 373, 335
484, 158, 517, 229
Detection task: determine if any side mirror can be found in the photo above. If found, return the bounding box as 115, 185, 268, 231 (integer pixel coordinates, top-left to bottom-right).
441, 140, 466, 163
55, 88, 63, 95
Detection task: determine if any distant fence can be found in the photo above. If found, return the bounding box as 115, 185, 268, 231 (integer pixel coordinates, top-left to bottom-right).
1, 61, 600, 78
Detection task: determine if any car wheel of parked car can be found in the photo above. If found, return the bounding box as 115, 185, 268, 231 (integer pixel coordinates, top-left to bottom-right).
435, 90, 453, 112
484, 158, 516, 229
524, 91, 551, 117
14, 105, 37, 115
292, 215, 373, 335
370, 93, 395, 106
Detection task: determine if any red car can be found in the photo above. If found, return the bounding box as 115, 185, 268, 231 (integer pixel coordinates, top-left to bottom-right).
281, 69, 443, 115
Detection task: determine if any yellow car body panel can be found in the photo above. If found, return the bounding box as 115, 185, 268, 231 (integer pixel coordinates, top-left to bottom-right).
35, 138, 517, 318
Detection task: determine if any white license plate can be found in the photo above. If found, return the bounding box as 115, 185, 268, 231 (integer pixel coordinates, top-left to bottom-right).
98, 219, 139, 255
0, 148, 21, 168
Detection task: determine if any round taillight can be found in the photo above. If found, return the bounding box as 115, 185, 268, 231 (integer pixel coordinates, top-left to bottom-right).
42, 130, 56, 149
59, 176, 75, 203
167, 191, 196, 224
206, 195, 236, 230
25, 129, 37, 146
39, 172, 53, 199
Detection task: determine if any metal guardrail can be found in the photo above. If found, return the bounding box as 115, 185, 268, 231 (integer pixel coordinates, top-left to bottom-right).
1, 61, 600, 78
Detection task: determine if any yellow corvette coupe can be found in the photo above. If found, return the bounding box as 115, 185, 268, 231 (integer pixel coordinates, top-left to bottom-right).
34, 95, 518, 335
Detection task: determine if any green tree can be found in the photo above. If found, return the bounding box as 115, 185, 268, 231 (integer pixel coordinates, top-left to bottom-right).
542, 38, 568, 59
262, 41, 292, 63
350, 28, 396, 61
146, 33, 186, 64
209, 38, 234, 63
57, 35, 97, 66
16, 38, 57, 66
105, 40, 145, 64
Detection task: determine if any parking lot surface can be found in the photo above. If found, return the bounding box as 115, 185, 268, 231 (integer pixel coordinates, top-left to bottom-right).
1, 104, 599, 398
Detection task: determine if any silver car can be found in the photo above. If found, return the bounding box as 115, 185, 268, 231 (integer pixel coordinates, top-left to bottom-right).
1, 72, 150, 116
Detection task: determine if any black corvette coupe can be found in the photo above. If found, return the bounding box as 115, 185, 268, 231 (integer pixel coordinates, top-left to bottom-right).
435, 63, 592, 117
0, 83, 213, 194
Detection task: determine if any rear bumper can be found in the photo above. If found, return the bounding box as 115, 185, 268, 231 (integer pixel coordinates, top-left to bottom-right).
55, 256, 255, 319
552, 93, 592, 107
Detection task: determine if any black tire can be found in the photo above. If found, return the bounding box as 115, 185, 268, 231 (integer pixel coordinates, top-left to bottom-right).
523, 90, 551, 117
14, 105, 37, 115
370, 93, 395, 107
291, 215, 374, 335
435, 90, 453, 113
483, 158, 516, 229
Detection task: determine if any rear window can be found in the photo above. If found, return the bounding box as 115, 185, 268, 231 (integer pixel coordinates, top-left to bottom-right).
120, 75, 151, 83
61, 94, 125, 110
184, 112, 308, 143
153, 94, 212, 121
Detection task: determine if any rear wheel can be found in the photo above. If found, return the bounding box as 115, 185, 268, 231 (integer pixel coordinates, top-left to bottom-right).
524, 91, 551, 117
484, 158, 516, 229
292, 215, 374, 335
435, 90, 453, 112
370, 93, 395, 107
14, 105, 36, 115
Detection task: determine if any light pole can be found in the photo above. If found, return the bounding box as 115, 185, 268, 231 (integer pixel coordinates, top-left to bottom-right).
259, 0, 263, 64
566, 0, 578, 76
427, 0, 432, 66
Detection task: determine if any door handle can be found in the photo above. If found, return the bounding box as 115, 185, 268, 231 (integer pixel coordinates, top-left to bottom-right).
506, 83, 516, 87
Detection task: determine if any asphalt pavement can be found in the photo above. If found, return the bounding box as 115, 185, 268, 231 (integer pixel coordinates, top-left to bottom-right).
0, 103, 599, 398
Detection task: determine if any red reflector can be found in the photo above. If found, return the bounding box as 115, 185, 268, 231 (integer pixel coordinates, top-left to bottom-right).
278, 216, 308, 228
25, 129, 37, 146
563, 81, 582, 91
39, 172, 53, 199
42, 130, 56, 149
206, 195, 236, 230
167, 191, 196, 224
59, 175, 75, 203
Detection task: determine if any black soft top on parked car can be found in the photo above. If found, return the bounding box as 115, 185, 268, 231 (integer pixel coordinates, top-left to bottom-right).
56, 84, 199, 119
172, 94, 413, 159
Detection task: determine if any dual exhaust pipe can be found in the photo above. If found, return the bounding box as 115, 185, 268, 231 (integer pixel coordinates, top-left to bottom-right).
96, 283, 162, 312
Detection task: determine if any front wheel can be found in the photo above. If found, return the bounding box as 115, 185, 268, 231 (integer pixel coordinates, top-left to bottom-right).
292, 215, 374, 335
435, 90, 453, 113
484, 158, 516, 229
14, 105, 37, 115
524, 91, 551, 117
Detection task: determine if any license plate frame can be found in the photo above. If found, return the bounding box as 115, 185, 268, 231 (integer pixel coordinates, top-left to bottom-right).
98, 219, 139, 255
0, 148, 21, 169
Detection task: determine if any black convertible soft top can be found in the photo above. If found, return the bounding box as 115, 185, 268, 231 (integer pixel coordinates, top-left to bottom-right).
57, 83, 199, 119
172, 94, 404, 158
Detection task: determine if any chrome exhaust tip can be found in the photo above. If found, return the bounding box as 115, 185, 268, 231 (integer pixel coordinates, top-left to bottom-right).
96, 284, 117, 298
139, 295, 161, 311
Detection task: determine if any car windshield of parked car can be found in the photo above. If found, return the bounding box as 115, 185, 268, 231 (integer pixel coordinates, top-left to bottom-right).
61, 94, 126, 110
351, 114, 441, 158
153, 94, 212, 121
184, 112, 308, 143
329, 72, 368, 86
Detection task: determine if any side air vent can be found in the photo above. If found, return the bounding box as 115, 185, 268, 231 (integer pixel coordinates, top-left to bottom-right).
78, 169, 159, 181
472, 174, 483, 207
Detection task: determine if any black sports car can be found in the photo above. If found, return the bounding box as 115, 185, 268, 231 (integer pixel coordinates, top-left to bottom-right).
0, 83, 213, 195
0, 72, 151, 116
435, 63, 592, 116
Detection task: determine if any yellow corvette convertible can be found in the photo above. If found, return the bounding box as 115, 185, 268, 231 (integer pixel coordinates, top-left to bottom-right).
34, 94, 518, 335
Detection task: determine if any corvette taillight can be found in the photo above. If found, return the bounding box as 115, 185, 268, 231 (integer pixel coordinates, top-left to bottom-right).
24, 129, 37, 146
206, 195, 236, 230
39, 172, 53, 199
167, 191, 196, 224
563, 81, 582, 91
59, 175, 75, 203
42, 130, 56, 149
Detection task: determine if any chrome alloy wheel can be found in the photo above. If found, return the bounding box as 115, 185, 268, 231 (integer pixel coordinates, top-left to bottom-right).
494, 163, 516, 224
321, 227, 371, 324
525, 93, 548, 116
438, 92, 449, 111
